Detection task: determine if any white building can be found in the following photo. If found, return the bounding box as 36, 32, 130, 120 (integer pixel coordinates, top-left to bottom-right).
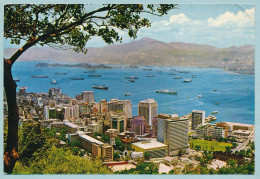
138, 99, 158, 126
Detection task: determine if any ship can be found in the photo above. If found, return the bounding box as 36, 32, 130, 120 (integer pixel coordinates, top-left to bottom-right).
211, 111, 219, 114
192, 75, 197, 78
14, 78, 20, 82
54, 72, 67, 75
168, 73, 176, 75
88, 74, 102, 77
125, 93, 132, 96
51, 80, 59, 84
143, 69, 153, 71
70, 77, 84, 80
83, 70, 96, 73
146, 75, 155, 77
178, 71, 190, 74
31, 75, 49, 78
215, 102, 220, 105
124, 76, 139, 79
173, 76, 182, 79
128, 79, 135, 82
183, 79, 192, 82
197, 94, 202, 98
92, 85, 108, 90
156, 89, 177, 95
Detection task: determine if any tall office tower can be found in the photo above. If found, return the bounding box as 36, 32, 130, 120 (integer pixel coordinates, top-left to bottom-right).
69, 105, 79, 119
138, 99, 158, 126
111, 113, 125, 133
131, 116, 147, 136
82, 91, 94, 103
191, 110, 205, 130
44, 106, 49, 120
157, 115, 189, 155
99, 99, 107, 113
49, 87, 62, 98
108, 99, 132, 118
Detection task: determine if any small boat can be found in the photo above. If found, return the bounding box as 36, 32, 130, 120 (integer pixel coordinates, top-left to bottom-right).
146, 75, 155, 77
70, 77, 84, 80
92, 85, 108, 90
156, 89, 177, 95
125, 93, 132, 96
14, 78, 20, 82
128, 79, 135, 82
51, 80, 59, 84
173, 76, 182, 79
211, 111, 219, 114
213, 89, 217, 92
31, 75, 48, 78
54, 72, 67, 75
183, 79, 192, 82
215, 102, 220, 105
88, 74, 102, 77
125, 76, 139, 79
197, 94, 202, 98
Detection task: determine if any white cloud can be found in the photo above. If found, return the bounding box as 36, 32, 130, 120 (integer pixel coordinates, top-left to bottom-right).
207, 7, 255, 28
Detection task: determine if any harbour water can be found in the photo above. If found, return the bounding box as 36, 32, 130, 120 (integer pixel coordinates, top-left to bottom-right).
12, 61, 255, 124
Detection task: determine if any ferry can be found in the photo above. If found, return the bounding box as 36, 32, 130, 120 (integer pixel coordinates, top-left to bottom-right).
54, 72, 67, 75
31, 75, 49, 78
125, 76, 139, 79
88, 74, 102, 77
51, 80, 58, 84
156, 89, 177, 95
183, 79, 192, 82
92, 85, 108, 90
211, 111, 219, 114
125, 93, 132, 96
173, 76, 182, 79
70, 77, 84, 80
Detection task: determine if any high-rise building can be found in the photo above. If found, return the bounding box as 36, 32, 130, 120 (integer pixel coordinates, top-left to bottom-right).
191, 110, 205, 130
82, 91, 94, 103
138, 99, 157, 126
157, 114, 189, 156
131, 116, 147, 136
108, 99, 132, 118
99, 99, 107, 113
111, 113, 125, 133
49, 87, 62, 98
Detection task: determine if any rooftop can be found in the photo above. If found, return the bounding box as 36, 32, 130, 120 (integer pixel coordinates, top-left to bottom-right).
132, 140, 167, 150
79, 134, 104, 145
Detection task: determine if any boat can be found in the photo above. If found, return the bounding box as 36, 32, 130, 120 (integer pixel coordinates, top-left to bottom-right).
211, 111, 219, 114
14, 78, 20, 82
197, 94, 202, 98
54, 72, 67, 75
168, 73, 176, 75
88, 74, 102, 77
146, 75, 155, 77
183, 79, 192, 82
92, 85, 108, 90
215, 102, 220, 105
170, 69, 176, 71
70, 77, 84, 80
173, 76, 182, 79
143, 69, 153, 71
128, 79, 135, 82
83, 70, 96, 73
125, 93, 132, 96
192, 75, 197, 78
178, 71, 190, 74
124, 76, 139, 79
31, 75, 48, 78
156, 89, 177, 95
213, 89, 217, 92
51, 80, 59, 84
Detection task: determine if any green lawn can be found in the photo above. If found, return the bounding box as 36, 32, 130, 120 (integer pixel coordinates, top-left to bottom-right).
189, 139, 232, 152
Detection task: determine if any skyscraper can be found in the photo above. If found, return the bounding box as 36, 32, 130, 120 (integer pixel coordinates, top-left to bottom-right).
107, 99, 132, 118
138, 99, 157, 126
191, 110, 205, 130
82, 91, 94, 103
131, 116, 147, 136
157, 114, 189, 156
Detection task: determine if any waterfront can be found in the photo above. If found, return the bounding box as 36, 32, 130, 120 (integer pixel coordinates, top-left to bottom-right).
12, 61, 254, 124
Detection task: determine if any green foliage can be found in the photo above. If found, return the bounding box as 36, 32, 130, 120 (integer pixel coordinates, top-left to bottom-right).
116, 162, 159, 174
113, 151, 120, 161
114, 137, 126, 152
58, 127, 67, 141
189, 139, 232, 152
144, 152, 152, 160
13, 146, 112, 174
225, 146, 232, 153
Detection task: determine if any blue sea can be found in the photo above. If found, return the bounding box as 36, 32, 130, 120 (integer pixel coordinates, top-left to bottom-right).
12, 61, 255, 125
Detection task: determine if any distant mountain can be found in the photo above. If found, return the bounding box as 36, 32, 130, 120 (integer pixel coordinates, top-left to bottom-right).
4, 37, 254, 73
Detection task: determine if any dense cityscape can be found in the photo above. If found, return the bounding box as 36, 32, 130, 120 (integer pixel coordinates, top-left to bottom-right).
3, 86, 255, 174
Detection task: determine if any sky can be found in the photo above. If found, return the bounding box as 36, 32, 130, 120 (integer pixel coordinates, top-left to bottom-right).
4, 4, 255, 49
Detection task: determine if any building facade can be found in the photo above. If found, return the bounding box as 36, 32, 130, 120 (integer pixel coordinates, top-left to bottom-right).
138, 99, 158, 127
191, 110, 205, 130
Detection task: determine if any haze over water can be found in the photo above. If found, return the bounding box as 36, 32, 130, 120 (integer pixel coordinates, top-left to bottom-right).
12, 61, 255, 125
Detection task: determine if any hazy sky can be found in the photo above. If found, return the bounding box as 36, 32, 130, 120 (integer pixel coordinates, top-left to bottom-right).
4, 4, 255, 49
